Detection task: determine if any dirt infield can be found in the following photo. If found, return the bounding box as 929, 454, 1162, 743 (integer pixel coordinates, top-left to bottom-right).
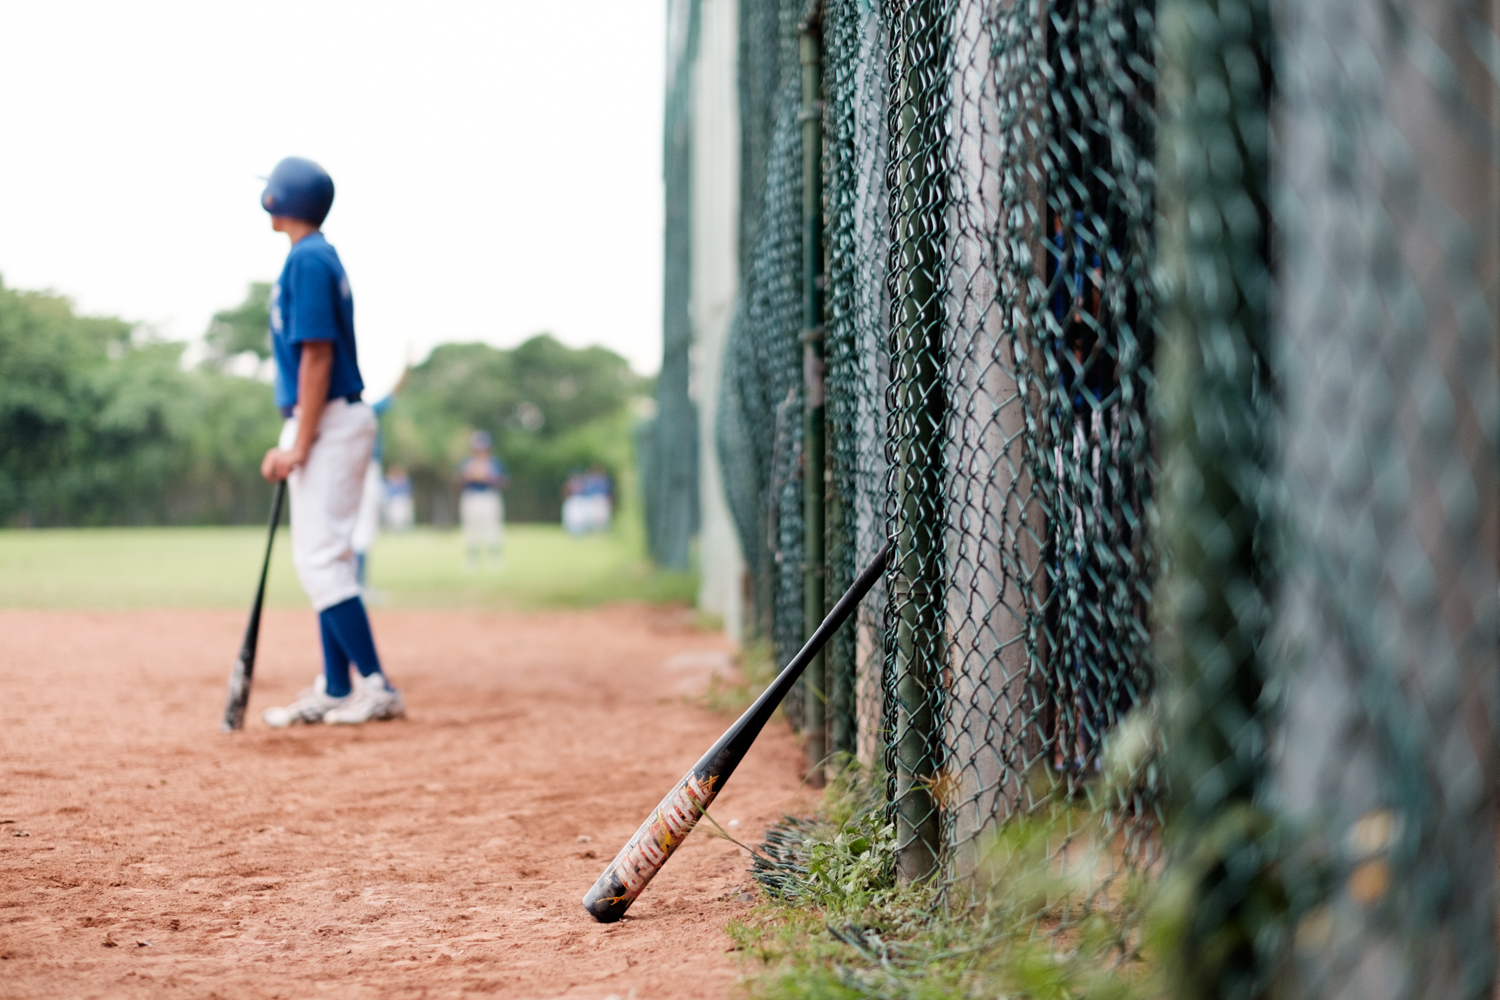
0, 606, 813, 999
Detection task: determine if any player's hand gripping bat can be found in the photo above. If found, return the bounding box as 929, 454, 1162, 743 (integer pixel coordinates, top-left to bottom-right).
582, 541, 893, 922
221, 480, 287, 732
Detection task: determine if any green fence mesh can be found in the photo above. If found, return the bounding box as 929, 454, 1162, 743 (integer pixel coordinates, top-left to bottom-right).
884, 0, 952, 884
870, 0, 1161, 886
1156, 0, 1282, 991
644, 0, 702, 570
824, 0, 890, 771
708, 0, 1500, 989
1272, 0, 1499, 994
719, 0, 812, 725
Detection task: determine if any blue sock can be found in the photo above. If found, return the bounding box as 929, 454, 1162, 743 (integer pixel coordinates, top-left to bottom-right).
319, 597, 384, 681
319, 615, 353, 697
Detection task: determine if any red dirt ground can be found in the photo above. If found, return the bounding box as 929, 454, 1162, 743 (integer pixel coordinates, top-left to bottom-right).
0, 606, 815, 999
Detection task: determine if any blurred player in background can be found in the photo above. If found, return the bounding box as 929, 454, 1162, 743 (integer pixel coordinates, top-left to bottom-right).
562, 467, 613, 536
383, 466, 415, 531
255, 156, 405, 728
459, 430, 507, 569
351, 386, 402, 595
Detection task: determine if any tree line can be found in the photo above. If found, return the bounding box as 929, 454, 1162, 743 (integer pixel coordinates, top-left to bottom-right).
0, 278, 649, 527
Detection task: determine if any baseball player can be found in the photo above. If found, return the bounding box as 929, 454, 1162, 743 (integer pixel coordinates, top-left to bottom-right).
459, 430, 508, 568
255, 156, 405, 728
383, 466, 415, 531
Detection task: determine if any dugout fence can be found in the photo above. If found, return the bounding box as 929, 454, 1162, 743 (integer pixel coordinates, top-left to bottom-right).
710, 0, 1500, 991
642, 0, 703, 571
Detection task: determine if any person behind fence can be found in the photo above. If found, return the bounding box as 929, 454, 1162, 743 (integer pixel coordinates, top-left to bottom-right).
254, 155, 405, 728
1046, 207, 1122, 773
458, 430, 507, 567
383, 465, 414, 531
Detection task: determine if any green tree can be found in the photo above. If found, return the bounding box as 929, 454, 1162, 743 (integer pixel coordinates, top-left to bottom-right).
0, 276, 281, 526
0, 280, 645, 528
0, 277, 130, 523
202, 282, 272, 369
384, 335, 651, 522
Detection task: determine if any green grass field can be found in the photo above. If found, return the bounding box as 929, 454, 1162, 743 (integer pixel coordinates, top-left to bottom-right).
0, 523, 697, 611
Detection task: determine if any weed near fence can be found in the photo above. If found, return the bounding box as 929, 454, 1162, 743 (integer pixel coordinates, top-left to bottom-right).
731, 764, 1164, 1000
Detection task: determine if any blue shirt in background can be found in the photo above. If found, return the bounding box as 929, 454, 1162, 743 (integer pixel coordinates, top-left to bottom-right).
458, 456, 508, 493
270, 232, 365, 410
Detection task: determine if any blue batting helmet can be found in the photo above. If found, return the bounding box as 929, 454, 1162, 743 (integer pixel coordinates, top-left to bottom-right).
260, 157, 335, 226
471, 430, 493, 450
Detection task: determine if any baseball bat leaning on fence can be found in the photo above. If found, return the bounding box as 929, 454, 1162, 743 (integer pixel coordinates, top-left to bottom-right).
582, 540, 893, 922
221, 480, 287, 732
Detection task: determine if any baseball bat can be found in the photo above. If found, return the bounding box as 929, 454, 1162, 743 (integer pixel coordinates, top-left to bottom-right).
221, 480, 287, 732
581, 540, 893, 922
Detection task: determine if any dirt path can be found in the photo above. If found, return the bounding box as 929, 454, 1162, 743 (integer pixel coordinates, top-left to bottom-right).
0, 606, 813, 999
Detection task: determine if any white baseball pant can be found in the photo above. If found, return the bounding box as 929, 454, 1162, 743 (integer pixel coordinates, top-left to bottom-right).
352, 459, 383, 555
460, 489, 504, 551
278, 398, 377, 611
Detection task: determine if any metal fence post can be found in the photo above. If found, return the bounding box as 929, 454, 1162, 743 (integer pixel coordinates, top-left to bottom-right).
886, 0, 948, 885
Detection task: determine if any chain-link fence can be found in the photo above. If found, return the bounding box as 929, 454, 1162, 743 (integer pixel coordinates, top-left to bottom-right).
719, 0, 812, 724
707, 0, 1500, 990
643, 0, 704, 570
824, 0, 891, 773
1272, 0, 1499, 993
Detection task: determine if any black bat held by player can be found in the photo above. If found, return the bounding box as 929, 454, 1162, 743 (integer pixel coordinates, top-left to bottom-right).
582, 541, 893, 923
222, 480, 287, 732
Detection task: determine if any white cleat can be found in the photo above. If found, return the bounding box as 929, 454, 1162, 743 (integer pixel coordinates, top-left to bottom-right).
323, 672, 406, 725
262, 675, 347, 728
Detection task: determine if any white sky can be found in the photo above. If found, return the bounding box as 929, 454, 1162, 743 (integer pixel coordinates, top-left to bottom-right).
0, 1, 667, 394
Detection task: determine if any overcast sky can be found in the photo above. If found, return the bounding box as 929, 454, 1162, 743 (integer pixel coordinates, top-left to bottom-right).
0, 1, 667, 395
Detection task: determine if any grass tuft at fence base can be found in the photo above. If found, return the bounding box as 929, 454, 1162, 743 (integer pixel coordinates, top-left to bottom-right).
728, 763, 1184, 1000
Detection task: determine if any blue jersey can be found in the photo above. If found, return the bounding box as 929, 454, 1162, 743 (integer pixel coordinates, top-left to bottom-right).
458, 456, 507, 492
270, 232, 365, 410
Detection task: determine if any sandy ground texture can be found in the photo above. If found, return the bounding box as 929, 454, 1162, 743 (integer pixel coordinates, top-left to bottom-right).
0, 606, 815, 999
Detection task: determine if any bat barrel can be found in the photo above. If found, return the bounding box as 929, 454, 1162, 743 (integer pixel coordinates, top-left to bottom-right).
582, 768, 721, 922
580, 541, 892, 922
